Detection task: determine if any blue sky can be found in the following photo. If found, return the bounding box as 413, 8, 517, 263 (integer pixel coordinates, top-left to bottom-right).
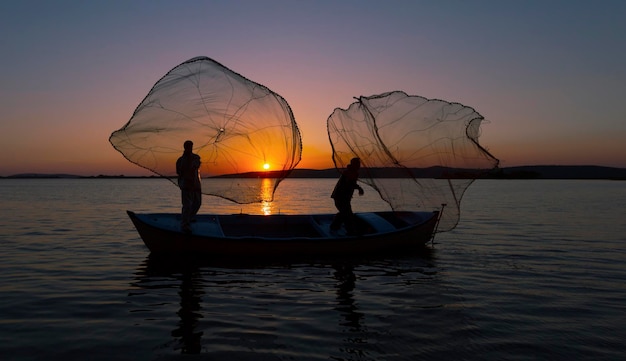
1, 0, 625, 175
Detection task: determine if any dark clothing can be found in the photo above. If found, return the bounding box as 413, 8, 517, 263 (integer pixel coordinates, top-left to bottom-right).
176, 152, 201, 191
331, 165, 360, 200
180, 189, 201, 231
330, 165, 362, 233
176, 151, 201, 232
331, 197, 355, 232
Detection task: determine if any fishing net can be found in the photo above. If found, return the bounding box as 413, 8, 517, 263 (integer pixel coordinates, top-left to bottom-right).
110, 57, 302, 203
327, 91, 499, 231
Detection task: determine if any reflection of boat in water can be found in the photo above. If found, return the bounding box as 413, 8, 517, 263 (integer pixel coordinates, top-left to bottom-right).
130, 250, 437, 357
131, 256, 205, 355
127, 210, 441, 257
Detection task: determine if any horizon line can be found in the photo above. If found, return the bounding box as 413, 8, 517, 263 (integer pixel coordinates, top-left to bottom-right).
2, 164, 626, 179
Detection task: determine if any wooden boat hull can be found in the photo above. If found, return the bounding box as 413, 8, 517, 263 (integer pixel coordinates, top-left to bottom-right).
127, 210, 440, 257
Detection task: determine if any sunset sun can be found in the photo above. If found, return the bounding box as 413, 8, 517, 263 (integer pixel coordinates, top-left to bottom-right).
263, 163, 270, 170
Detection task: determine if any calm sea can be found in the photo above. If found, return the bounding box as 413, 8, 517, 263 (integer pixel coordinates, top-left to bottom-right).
1, 178, 625, 360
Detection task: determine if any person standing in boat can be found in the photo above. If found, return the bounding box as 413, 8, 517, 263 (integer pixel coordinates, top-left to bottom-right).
330, 157, 364, 234
176, 140, 202, 233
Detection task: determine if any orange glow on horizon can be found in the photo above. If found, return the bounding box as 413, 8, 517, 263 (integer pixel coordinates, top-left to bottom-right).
298, 144, 335, 169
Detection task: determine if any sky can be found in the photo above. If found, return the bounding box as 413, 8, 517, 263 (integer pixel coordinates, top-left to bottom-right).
1, 0, 625, 176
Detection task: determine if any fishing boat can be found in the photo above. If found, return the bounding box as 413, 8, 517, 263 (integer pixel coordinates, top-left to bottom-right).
127, 210, 441, 257
111, 59, 497, 258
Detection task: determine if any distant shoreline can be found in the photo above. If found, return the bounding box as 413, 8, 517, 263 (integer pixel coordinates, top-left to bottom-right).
2, 165, 625, 180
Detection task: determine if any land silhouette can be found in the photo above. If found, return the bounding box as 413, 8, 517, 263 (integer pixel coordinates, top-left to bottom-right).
4, 165, 626, 180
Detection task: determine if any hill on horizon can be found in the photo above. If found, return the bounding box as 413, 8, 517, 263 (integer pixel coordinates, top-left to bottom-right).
4, 165, 625, 180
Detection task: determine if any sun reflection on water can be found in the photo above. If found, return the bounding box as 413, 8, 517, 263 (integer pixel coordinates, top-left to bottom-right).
260, 178, 273, 215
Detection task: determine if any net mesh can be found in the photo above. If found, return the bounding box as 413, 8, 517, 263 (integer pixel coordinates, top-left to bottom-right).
109, 57, 302, 203
327, 91, 499, 231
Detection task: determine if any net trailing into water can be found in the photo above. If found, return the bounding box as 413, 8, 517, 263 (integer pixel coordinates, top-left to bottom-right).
327, 91, 499, 231
110, 57, 302, 203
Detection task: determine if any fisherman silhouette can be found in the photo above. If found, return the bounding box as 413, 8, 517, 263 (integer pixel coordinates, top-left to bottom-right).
330, 157, 364, 234
176, 140, 202, 233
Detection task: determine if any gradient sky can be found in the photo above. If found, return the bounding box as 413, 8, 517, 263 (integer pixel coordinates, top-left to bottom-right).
1, 0, 625, 176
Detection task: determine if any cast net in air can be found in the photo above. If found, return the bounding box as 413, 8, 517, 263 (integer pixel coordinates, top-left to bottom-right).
110, 57, 302, 203
327, 91, 499, 232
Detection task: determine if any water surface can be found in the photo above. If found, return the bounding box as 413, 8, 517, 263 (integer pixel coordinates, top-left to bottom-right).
0, 178, 624, 360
